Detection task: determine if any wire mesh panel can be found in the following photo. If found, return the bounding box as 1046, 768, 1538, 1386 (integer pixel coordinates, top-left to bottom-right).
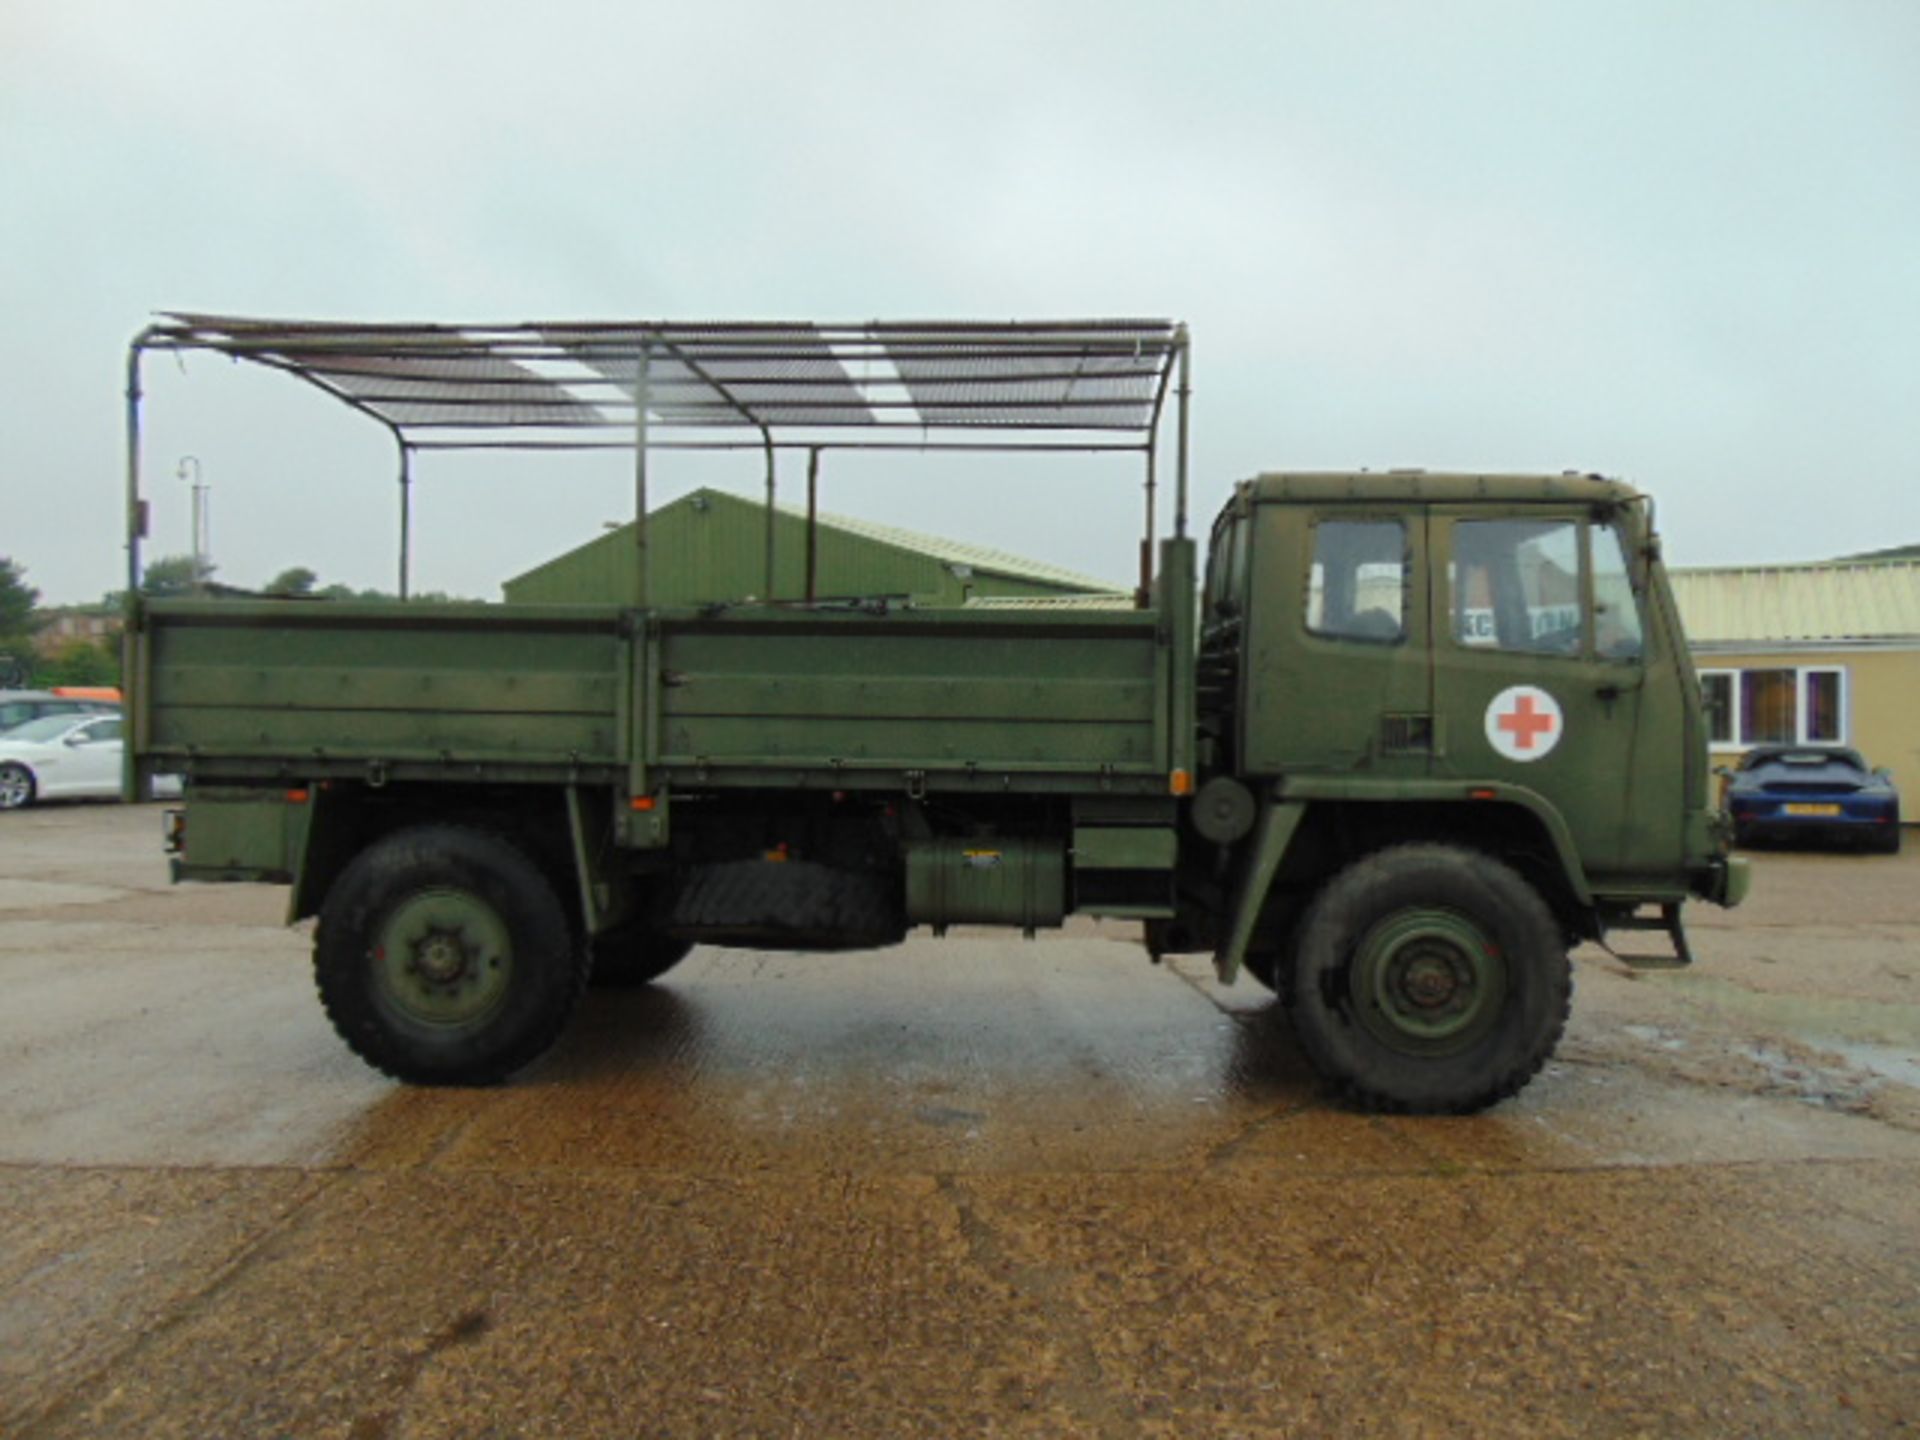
149, 315, 1184, 450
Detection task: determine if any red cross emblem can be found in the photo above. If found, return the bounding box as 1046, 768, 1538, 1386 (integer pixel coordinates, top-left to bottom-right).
1498, 694, 1555, 749
1484, 686, 1563, 762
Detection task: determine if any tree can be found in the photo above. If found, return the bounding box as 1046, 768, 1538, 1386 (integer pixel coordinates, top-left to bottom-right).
140, 553, 214, 597
0, 556, 39, 642
265, 566, 318, 597
0, 558, 41, 685
39, 638, 119, 687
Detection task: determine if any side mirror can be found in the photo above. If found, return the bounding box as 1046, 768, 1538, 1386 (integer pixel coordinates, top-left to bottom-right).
1712, 765, 1732, 779
65, 734, 87, 748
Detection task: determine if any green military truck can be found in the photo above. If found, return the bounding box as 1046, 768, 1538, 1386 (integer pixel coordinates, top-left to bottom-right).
124, 316, 1747, 1113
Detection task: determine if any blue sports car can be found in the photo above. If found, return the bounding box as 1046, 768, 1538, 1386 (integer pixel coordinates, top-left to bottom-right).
1723, 745, 1902, 853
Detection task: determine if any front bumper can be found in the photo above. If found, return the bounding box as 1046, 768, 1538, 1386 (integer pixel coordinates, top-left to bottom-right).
1695, 854, 1752, 908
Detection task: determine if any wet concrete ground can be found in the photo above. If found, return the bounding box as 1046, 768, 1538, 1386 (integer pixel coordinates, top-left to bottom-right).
2, 805, 1917, 1437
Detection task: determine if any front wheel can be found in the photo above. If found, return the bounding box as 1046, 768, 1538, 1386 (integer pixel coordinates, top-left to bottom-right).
0, 763, 36, 810
315, 825, 588, 1084
1286, 844, 1571, 1114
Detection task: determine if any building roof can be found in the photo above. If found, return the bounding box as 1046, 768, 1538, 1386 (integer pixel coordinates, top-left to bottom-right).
506, 487, 1120, 598
1669, 560, 1920, 647
778, 496, 1116, 592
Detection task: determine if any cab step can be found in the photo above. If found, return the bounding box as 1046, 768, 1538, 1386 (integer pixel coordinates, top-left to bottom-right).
1602, 902, 1693, 970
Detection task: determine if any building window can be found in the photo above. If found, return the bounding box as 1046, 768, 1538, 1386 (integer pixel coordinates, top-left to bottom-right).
1742, 669, 1797, 744
1804, 670, 1843, 743
1700, 666, 1847, 747
1702, 672, 1734, 744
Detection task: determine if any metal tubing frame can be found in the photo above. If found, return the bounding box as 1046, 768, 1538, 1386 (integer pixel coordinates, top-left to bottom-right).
397, 442, 414, 600
633, 344, 651, 608
1173, 324, 1191, 539
402, 436, 1155, 453
764, 443, 777, 600
126, 318, 1192, 607
805, 446, 822, 604
125, 330, 157, 597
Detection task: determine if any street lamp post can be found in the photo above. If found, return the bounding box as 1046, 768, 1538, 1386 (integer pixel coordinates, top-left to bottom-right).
176, 455, 208, 593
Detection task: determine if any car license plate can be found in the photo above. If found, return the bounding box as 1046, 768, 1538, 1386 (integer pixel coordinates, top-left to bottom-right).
1784, 803, 1841, 816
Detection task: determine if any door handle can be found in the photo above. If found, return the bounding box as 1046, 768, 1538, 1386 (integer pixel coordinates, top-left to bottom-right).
1595, 674, 1644, 703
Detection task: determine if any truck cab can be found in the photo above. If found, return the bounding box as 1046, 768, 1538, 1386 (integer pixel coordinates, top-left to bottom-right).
1196, 471, 1742, 972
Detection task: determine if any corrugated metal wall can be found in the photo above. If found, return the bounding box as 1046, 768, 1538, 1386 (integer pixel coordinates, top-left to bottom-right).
503, 489, 1110, 607
1670, 561, 1920, 644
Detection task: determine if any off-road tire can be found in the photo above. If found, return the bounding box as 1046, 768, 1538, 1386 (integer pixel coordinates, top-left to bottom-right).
590, 924, 695, 987
1286, 843, 1571, 1114
315, 825, 588, 1084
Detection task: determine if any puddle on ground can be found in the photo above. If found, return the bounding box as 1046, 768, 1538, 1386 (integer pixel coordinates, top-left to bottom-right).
1813, 1038, 1920, 1089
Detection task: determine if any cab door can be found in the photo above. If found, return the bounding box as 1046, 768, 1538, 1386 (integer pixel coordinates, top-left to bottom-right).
1429, 509, 1649, 877
1242, 504, 1433, 778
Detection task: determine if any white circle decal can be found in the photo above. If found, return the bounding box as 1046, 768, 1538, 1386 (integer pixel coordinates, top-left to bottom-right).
1484, 685, 1563, 762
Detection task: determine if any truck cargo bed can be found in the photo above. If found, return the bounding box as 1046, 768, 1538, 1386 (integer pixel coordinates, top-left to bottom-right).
135, 599, 1178, 795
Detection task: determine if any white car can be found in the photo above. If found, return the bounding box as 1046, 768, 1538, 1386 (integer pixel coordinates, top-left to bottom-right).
0, 712, 178, 809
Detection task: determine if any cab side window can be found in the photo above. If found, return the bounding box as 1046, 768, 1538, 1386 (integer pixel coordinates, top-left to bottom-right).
1306, 520, 1407, 644
1592, 524, 1645, 660
1451, 519, 1582, 655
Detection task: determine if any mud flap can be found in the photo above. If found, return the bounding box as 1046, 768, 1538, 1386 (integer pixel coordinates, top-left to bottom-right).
1214, 800, 1306, 985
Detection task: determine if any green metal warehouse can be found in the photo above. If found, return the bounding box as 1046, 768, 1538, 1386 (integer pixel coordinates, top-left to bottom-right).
501, 487, 1118, 608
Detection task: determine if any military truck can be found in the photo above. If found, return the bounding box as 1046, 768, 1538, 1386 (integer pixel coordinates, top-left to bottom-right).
123, 316, 1747, 1113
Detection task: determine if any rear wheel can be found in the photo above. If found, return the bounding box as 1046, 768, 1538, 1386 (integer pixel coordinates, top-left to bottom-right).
1286, 843, 1571, 1114
315, 825, 588, 1084
0, 763, 36, 810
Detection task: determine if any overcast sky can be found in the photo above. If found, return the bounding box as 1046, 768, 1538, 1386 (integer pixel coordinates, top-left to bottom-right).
3, 0, 1915, 605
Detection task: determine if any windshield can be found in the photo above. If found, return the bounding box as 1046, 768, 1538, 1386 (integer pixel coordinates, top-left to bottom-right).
1, 714, 84, 743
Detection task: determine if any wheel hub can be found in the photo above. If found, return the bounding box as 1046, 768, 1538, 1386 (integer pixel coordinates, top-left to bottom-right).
1350, 908, 1507, 1056
372, 888, 513, 1028
411, 927, 472, 984
1398, 949, 1466, 1009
